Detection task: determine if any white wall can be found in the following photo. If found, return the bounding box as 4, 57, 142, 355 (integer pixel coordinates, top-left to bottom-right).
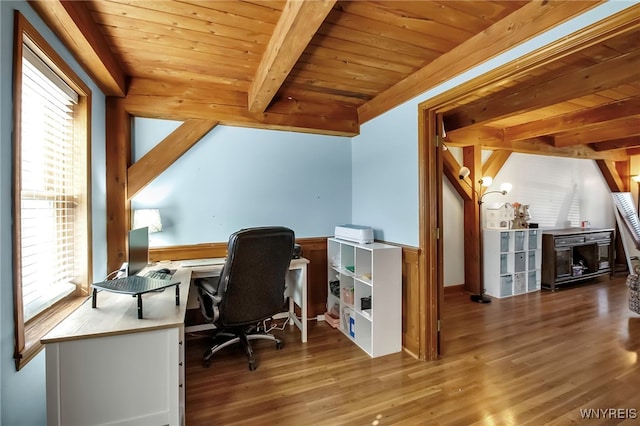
487, 154, 614, 229
442, 152, 616, 286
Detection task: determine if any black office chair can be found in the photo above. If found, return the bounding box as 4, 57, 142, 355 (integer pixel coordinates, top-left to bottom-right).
195, 226, 295, 371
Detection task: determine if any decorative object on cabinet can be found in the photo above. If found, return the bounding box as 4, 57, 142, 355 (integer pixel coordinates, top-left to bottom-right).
326, 237, 401, 357
511, 202, 531, 229
483, 229, 542, 298
541, 228, 614, 291
485, 203, 514, 229
458, 166, 513, 303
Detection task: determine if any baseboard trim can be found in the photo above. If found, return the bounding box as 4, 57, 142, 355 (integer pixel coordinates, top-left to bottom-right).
444, 284, 465, 295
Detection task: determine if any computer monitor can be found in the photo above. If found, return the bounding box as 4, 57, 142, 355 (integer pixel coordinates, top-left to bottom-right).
127, 226, 149, 276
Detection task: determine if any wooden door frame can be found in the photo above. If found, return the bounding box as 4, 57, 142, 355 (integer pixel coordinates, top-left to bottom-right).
417, 7, 639, 360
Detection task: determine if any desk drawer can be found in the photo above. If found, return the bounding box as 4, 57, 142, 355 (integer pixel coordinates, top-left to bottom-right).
555, 236, 584, 247
584, 232, 611, 243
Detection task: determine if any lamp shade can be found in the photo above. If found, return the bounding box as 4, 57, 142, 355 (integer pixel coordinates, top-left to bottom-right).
500, 182, 513, 194
133, 209, 163, 233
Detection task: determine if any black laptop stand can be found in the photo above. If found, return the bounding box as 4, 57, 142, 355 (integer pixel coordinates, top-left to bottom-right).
91, 276, 180, 319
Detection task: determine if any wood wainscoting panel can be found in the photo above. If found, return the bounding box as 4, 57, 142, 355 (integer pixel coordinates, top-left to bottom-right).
149, 243, 228, 262
295, 237, 328, 319
401, 246, 421, 358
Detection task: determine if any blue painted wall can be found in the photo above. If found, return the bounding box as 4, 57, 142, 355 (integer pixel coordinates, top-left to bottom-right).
351, 101, 419, 245
0, 1, 107, 424
131, 120, 352, 246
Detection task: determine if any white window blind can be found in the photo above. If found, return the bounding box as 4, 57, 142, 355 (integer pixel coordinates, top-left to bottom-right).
20, 43, 78, 321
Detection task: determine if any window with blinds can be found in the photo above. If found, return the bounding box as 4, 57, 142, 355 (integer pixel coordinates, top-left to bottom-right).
19, 42, 80, 321
13, 13, 91, 371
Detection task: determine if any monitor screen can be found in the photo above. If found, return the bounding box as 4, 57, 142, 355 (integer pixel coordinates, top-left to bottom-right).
128, 226, 149, 276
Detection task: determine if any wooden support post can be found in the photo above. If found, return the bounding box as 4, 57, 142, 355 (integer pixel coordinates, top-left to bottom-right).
462, 146, 481, 295
105, 97, 131, 274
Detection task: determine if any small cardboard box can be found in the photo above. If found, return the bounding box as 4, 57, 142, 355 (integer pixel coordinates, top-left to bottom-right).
324, 312, 339, 328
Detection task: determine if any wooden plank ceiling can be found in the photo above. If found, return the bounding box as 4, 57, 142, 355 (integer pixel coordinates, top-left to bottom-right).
442, 21, 640, 162
28, 0, 640, 160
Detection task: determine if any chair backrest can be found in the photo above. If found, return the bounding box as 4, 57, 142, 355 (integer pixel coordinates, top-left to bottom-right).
216, 226, 295, 327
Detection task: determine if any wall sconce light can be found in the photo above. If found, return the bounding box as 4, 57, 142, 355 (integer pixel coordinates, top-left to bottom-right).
133, 209, 163, 233
458, 166, 512, 304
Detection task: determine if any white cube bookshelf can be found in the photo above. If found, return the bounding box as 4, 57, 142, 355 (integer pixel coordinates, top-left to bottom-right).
327, 237, 401, 357
483, 229, 542, 298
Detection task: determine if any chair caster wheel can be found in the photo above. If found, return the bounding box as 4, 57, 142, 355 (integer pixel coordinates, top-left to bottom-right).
276, 341, 283, 350
248, 360, 257, 371
203, 360, 211, 368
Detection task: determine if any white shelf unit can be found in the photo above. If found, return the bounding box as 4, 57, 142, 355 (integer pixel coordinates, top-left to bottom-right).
327, 237, 401, 357
483, 229, 542, 298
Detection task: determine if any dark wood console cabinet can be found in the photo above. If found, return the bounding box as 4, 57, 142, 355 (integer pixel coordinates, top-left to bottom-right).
541, 228, 614, 291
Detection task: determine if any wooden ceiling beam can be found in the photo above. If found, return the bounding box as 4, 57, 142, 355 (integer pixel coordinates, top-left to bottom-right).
126, 77, 358, 136
591, 135, 640, 152
554, 116, 640, 147
248, 0, 336, 113
445, 49, 640, 131
504, 97, 640, 142
482, 151, 511, 183
596, 159, 627, 192
123, 94, 358, 136
127, 119, 219, 200
28, 0, 126, 96
357, 0, 603, 123
444, 126, 504, 146
478, 138, 627, 161
443, 149, 471, 200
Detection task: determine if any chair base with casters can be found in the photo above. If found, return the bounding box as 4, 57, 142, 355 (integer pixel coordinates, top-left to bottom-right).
203, 324, 283, 370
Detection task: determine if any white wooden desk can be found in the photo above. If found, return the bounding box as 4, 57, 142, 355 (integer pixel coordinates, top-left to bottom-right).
41, 257, 309, 426
184, 256, 310, 343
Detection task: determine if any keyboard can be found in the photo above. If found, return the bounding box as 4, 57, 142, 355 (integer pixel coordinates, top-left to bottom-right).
144, 270, 173, 281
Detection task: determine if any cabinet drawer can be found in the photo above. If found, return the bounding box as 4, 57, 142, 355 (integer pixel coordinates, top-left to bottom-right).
500, 276, 513, 297
514, 252, 526, 273
555, 236, 584, 247
584, 232, 611, 243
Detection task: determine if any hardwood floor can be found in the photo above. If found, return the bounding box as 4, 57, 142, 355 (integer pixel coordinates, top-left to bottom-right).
185, 276, 640, 425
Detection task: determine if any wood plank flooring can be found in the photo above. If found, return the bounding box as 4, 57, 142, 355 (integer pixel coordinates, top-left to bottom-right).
185, 276, 640, 425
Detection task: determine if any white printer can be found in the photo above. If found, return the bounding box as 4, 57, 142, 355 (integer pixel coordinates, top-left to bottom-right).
334, 224, 374, 244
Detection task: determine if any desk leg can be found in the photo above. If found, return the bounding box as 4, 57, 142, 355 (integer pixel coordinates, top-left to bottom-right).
286, 263, 309, 343
137, 295, 143, 319
288, 293, 295, 327
300, 264, 307, 343
92, 288, 97, 308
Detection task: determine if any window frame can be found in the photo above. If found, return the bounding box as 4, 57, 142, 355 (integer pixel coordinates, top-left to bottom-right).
12, 11, 93, 371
